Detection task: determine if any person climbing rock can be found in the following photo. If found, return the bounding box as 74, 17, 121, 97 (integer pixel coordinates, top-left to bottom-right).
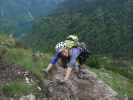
43, 35, 90, 81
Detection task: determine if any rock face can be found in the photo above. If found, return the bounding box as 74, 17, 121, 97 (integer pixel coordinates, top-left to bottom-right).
19, 94, 36, 100
43, 65, 118, 100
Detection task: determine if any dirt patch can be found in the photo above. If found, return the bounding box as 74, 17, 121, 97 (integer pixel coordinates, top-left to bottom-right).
0, 62, 25, 84
0, 60, 39, 99
0, 61, 28, 85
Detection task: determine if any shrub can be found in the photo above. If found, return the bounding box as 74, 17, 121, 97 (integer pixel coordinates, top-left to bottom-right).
87, 55, 101, 68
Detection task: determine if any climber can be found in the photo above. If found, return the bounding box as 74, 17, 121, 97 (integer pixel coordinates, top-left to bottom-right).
43, 35, 90, 81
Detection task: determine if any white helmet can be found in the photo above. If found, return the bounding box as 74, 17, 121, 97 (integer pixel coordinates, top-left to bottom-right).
55, 41, 66, 51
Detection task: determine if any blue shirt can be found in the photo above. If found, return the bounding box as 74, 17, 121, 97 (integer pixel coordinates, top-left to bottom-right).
50, 48, 81, 65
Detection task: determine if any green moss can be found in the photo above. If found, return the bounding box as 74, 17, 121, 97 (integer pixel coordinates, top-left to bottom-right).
1, 82, 33, 96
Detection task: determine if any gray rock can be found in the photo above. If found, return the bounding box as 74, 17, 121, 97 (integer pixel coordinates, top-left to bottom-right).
43, 65, 118, 100
19, 94, 36, 100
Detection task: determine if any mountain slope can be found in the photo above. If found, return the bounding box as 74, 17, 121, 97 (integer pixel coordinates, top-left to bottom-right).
0, 34, 133, 99
24, 0, 128, 56
0, 0, 65, 36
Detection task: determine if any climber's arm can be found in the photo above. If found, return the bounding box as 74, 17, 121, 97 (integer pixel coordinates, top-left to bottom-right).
46, 50, 61, 72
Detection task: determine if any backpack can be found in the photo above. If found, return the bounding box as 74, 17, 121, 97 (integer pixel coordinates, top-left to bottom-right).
77, 42, 91, 64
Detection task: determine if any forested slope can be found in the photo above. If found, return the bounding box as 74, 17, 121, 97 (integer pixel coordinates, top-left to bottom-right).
23, 0, 131, 56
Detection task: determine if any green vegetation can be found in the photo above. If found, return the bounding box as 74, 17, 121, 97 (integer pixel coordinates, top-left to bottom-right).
1, 81, 33, 96
0, 34, 50, 80
88, 55, 133, 100
0, 97, 8, 100
91, 68, 133, 100
0, 0, 56, 35
5, 48, 50, 80
0, 0, 133, 99
0, 34, 51, 98
87, 55, 133, 80
23, 0, 130, 56
0, 34, 133, 100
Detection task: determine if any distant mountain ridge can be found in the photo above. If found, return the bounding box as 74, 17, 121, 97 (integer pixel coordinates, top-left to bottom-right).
0, 0, 66, 19
0, 0, 66, 36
